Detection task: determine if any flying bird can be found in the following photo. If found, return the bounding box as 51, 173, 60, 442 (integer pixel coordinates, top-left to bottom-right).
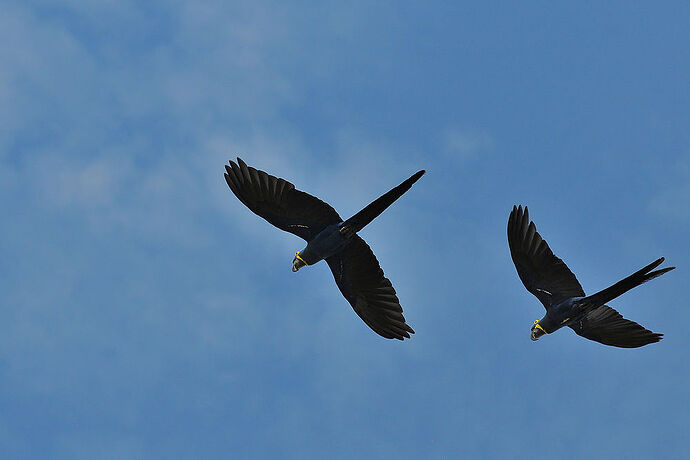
507, 205, 673, 348
224, 158, 424, 340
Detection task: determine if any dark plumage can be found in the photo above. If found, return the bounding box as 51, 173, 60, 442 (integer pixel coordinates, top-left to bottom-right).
507, 205, 673, 348
224, 157, 424, 340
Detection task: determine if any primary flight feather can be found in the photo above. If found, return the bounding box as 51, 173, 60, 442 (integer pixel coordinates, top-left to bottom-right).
224, 158, 424, 340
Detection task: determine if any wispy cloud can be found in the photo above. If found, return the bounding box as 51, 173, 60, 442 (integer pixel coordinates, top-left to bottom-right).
441, 126, 494, 163
1, 1, 688, 458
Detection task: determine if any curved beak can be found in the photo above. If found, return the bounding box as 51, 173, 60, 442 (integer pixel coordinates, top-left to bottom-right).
530, 325, 546, 341
292, 256, 306, 272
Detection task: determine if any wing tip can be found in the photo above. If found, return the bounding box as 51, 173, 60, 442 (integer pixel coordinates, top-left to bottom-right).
389, 328, 414, 341
508, 204, 529, 225
404, 169, 426, 187
227, 157, 243, 168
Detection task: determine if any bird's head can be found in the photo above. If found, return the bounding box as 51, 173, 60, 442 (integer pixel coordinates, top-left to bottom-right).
530, 320, 547, 341
292, 252, 308, 272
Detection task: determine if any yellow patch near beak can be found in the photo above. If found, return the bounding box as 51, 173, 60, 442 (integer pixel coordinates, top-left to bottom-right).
533, 320, 547, 334
294, 252, 309, 266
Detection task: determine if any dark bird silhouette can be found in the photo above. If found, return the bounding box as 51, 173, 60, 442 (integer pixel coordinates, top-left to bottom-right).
224, 158, 424, 340
507, 205, 673, 348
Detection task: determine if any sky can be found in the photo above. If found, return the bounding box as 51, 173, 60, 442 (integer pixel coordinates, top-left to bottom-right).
1, 1, 688, 458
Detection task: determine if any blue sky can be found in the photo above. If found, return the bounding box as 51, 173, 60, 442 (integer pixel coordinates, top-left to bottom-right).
1, 1, 688, 458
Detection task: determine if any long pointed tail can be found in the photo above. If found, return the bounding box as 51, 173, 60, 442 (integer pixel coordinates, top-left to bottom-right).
339, 170, 425, 237
578, 257, 675, 311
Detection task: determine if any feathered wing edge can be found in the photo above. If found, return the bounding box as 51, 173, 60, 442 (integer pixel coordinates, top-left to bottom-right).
326, 236, 415, 340
569, 305, 663, 348
569, 257, 672, 348
507, 205, 585, 308
224, 157, 342, 241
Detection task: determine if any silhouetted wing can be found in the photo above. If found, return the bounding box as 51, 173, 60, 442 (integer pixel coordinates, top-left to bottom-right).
326, 236, 414, 340
224, 158, 342, 241
507, 205, 585, 309
569, 305, 663, 348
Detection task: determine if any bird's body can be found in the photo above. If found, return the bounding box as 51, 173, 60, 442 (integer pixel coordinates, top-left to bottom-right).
508, 205, 673, 348
535, 296, 582, 334
293, 223, 349, 268
224, 157, 424, 340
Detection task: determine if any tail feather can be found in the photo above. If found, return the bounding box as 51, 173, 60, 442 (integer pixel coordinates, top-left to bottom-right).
579, 257, 675, 311
340, 170, 425, 237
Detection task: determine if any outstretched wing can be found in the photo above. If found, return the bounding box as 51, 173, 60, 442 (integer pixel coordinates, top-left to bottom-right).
326, 236, 414, 340
569, 305, 663, 348
224, 158, 342, 241
507, 205, 585, 309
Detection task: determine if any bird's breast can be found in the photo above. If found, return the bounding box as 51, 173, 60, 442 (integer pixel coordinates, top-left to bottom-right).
303, 225, 350, 262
